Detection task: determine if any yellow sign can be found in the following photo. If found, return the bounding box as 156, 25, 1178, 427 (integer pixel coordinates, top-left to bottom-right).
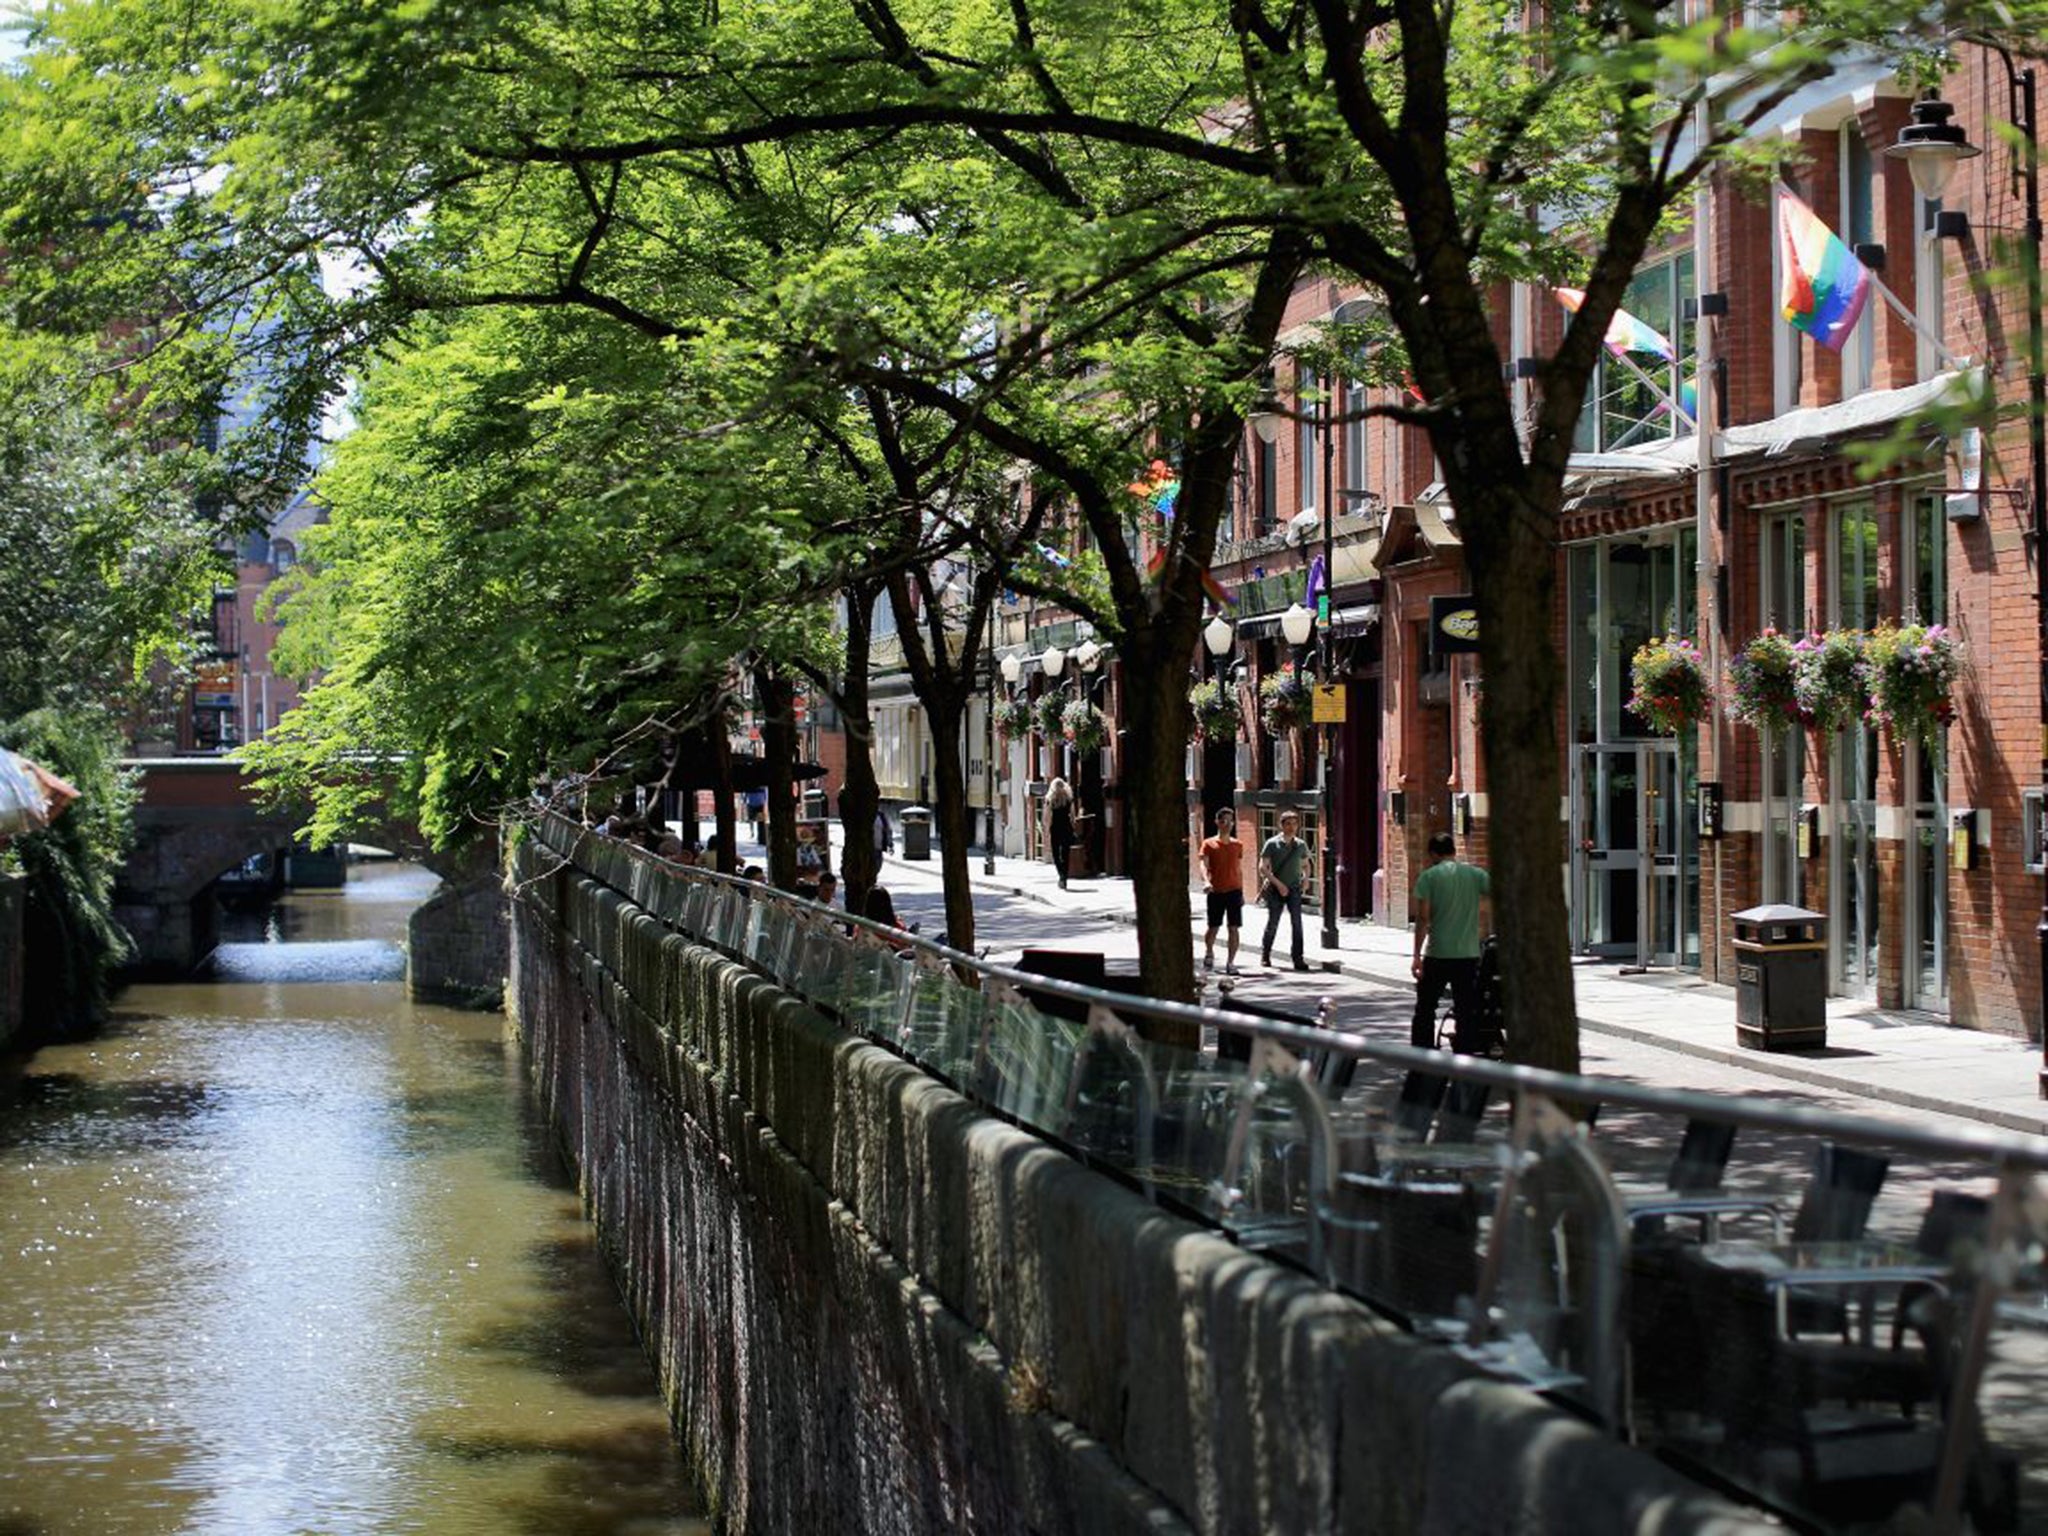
1311, 685, 1347, 724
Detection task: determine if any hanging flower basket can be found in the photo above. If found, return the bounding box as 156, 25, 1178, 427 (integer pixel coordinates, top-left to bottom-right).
1728, 628, 1803, 734
1259, 666, 1314, 736
1793, 629, 1868, 734
993, 695, 1033, 741
1187, 678, 1243, 743
1062, 698, 1109, 753
1864, 622, 1964, 748
1627, 635, 1710, 736
1031, 690, 1067, 741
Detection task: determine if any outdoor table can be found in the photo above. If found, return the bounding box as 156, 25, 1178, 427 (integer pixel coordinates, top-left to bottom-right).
1697, 1238, 1950, 1345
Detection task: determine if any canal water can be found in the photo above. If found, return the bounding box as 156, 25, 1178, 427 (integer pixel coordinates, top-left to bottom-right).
0, 862, 706, 1535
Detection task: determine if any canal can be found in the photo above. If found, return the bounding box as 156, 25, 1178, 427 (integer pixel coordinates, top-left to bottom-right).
0, 862, 705, 1535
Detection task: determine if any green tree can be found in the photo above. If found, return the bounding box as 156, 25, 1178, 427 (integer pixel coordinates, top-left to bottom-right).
10, 0, 2038, 1062
0, 340, 215, 1033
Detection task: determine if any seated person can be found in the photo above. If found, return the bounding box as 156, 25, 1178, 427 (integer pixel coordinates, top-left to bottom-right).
864, 885, 913, 949
814, 871, 838, 908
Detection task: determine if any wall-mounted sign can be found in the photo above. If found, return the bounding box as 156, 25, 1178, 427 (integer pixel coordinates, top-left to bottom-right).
1429, 595, 1480, 657
1311, 685, 1347, 724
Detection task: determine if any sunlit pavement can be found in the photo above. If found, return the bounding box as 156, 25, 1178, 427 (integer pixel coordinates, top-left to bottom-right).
739, 825, 2048, 1141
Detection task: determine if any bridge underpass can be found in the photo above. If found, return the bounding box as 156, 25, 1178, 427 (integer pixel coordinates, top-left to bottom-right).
114, 758, 505, 1005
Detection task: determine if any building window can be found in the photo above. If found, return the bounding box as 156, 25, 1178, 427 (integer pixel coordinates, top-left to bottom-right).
1257, 434, 1277, 534
1297, 369, 1320, 513
1343, 380, 1368, 504
1575, 254, 1696, 452
1838, 122, 1876, 398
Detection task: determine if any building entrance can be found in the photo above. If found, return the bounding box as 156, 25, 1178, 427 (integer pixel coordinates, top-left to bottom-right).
1572, 742, 1688, 966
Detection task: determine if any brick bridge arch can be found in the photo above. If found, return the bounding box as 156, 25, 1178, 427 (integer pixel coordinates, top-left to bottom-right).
112, 760, 500, 1001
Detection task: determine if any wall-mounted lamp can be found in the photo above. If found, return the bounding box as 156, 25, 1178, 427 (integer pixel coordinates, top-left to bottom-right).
1683, 293, 1729, 321
1886, 94, 1982, 201
1934, 209, 1972, 240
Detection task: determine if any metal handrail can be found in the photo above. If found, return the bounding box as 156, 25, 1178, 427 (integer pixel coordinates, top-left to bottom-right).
528, 811, 2048, 1536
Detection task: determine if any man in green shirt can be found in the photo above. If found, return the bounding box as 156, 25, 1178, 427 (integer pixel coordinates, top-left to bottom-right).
1258, 810, 1312, 971
1411, 831, 1492, 1051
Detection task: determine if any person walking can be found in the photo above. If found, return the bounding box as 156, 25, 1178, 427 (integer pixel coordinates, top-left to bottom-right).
1257, 810, 1312, 971
1199, 806, 1246, 974
1045, 777, 1077, 889
1410, 831, 1493, 1052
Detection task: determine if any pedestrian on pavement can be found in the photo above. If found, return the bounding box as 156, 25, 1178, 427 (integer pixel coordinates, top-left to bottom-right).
1410, 830, 1492, 1052
1258, 810, 1311, 971
1045, 777, 1077, 890
1199, 806, 1246, 975
863, 885, 912, 950
874, 809, 893, 857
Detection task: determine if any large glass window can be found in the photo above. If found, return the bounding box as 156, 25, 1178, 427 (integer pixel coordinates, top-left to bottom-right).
1761, 512, 1807, 903
1343, 380, 1368, 499
1903, 492, 1950, 1010
1831, 500, 1880, 996
1575, 254, 1697, 453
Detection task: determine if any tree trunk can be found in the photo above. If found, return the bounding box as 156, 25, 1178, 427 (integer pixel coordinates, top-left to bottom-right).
1460, 476, 1580, 1076
837, 585, 882, 916
756, 663, 798, 890
1119, 623, 1199, 1044
710, 726, 738, 874
922, 699, 976, 953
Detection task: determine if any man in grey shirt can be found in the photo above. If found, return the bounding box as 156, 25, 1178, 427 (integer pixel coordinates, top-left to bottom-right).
1258, 811, 1312, 971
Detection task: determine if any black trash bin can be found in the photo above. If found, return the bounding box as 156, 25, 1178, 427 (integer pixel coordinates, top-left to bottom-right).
802, 787, 828, 821
900, 805, 933, 861
1732, 903, 1827, 1051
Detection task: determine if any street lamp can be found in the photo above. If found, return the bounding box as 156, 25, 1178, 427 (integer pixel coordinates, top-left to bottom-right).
1000, 651, 1023, 688
1203, 612, 1235, 683
1891, 69, 2047, 1097
1279, 602, 1315, 652
1074, 638, 1103, 676
1042, 644, 1067, 680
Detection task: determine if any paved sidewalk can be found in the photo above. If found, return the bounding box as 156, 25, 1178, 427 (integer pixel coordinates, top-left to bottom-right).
871, 839, 2048, 1138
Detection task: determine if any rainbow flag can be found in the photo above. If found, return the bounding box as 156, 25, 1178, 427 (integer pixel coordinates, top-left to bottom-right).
1554, 287, 1676, 361
1778, 190, 1871, 352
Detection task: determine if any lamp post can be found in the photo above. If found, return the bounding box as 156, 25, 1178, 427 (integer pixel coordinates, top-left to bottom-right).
1889, 68, 2047, 1093
998, 650, 1023, 865
1204, 611, 1235, 687
1318, 373, 1339, 951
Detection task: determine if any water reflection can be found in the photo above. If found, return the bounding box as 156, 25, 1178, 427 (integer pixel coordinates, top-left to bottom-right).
0, 863, 704, 1536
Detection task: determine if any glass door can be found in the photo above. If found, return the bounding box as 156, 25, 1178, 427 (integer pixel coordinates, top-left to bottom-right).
1575, 742, 1685, 965
1830, 500, 1880, 998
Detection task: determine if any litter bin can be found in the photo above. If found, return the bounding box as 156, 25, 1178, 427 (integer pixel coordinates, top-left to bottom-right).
1732, 903, 1827, 1051
900, 805, 932, 861
802, 787, 828, 821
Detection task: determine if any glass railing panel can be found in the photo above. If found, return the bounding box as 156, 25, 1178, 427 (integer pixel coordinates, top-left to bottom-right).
975, 986, 1082, 1133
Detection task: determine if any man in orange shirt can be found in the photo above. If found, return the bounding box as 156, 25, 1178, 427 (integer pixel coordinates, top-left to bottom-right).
1199, 806, 1246, 975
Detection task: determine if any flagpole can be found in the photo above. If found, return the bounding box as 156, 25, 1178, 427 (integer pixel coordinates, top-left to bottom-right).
1607, 346, 1696, 427
1868, 271, 1966, 371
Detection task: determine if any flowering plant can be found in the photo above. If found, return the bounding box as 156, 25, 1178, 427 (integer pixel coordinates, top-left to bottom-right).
1627, 635, 1710, 735
1792, 629, 1867, 734
1863, 622, 1964, 747
1259, 665, 1314, 735
1187, 678, 1243, 742
1727, 629, 1803, 734
1031, 690, 1068, 741
993, 694, 1033, 740
1062, 697, 1110, 752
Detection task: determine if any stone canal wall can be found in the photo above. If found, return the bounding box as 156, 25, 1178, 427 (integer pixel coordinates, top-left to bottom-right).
0, 874, 22, 1049
508, 844, 1769, 1535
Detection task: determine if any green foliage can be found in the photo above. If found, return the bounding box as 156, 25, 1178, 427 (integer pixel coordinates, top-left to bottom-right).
1187, 677, 1242, 742
1627, 637, 1710, 736
1864, 622, 1964, 748
1794, 629, 1869, 735
1259, 667, 1313, 735
0, 707, 137, 1033
1727, 629, 1802, 734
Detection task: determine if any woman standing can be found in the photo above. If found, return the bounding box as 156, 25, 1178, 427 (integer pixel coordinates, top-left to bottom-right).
1045, 777, 1077, 890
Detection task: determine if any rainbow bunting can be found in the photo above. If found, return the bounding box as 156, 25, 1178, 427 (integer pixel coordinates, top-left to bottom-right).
1127, 458, 1181, 523
1778, 190, 1871, 353
1553, 287, 1676, 361
1034, 542, 1072, 570
1201, 570, 1237, 609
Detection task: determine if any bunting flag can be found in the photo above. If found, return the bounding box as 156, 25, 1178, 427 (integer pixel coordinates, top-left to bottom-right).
1034, 542, 1073, 569
1145, 544, 1236, 607
1127, 458, 1181, 523
1778, 189, 1871, 352
1402, 373, 1427, 404
1304, 554, 1327, 609
1553, 287, 1677, 361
